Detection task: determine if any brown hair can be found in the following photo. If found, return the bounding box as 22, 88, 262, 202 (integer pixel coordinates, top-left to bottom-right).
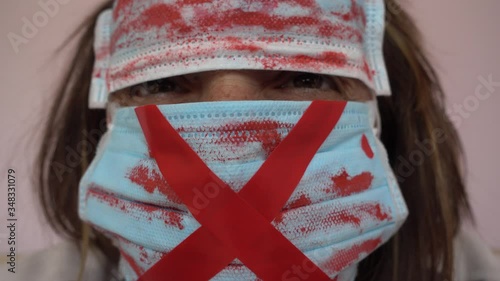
36, 1, 471, 280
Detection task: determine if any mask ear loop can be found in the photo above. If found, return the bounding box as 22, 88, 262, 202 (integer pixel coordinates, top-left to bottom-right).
367, 94, 382, 138
105, 101, 121, 131
89, 9, 113, 109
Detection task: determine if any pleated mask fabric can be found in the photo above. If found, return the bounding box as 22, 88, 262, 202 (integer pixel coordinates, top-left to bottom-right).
78, 100, 408, 280
89, 0, 391, 108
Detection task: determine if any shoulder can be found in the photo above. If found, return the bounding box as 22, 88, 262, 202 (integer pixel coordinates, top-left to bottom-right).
0, 239, 111, 281
454, 223, 500, 281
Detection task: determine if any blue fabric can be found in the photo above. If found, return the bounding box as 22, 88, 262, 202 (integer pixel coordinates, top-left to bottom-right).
79, 100, 408, 280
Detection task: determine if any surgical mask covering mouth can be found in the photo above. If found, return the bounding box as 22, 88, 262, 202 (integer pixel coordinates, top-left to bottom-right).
79, 100, 408, 281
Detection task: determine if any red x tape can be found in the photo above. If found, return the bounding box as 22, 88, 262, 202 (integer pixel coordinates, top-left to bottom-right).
135, 101, 347, 281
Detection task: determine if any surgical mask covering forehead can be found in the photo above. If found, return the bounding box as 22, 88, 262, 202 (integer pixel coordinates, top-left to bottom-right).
79, 100, 408, 281
88, 0, 392, 108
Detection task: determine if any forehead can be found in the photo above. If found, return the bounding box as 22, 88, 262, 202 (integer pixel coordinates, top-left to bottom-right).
89, 0, 390, 108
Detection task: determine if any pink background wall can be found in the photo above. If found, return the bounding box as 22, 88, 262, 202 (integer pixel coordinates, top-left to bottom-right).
1, 0, 499, 259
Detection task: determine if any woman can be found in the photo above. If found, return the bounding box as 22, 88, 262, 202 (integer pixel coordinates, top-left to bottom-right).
4, 0, 499, 280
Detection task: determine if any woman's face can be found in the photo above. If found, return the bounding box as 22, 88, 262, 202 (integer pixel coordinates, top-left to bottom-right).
108, 70, 372, 107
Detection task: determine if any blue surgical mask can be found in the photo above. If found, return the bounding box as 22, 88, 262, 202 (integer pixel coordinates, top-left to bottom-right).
79, 100, 408, 281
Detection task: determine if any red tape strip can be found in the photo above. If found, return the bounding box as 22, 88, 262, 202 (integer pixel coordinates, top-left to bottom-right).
135, 101, 347, 281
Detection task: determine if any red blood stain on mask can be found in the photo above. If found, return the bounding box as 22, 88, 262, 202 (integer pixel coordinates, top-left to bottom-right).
111, 3, 191, 51
369, 203, 390, 221
164, 212, 185, 230
113, 0, 133, 20
142, 4, 181, 28
119, 248, 145, 276
331, 209, 361, 226
192, 3, 362, 43
299, 225, 316, 235
362, 59, 374, 81
87, 186, 128, 212
276, 202, 390, 236
88, 187, 147, 214
331, 0, 367, 26
323, 203, 391, 227
326, 168, 374, 196
345, 0, 366, 25
119, 237, 166, 266
361, 134, 374, 158
287, 194, 312, 209
285, 0, 316, 8
198, 10, 319, 33
111, 0, 367, 53
256, 51, 348, 71
293, 51, 348, 67
142, 3, 193, 33
320, 237, 382, 273
126, 162, 182, 204
215, 120, 293, 156
94, 46, 109, 61
88, 186, 185, 230
273, 212, 285, 225
225, 36, 262, 52
183, 0, 212, 4
109, 58, 141, 83
139, 247, 148, 263
318, 23, 363, 42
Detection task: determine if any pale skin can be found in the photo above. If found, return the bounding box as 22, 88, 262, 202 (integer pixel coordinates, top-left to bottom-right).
107, 70, 373, 122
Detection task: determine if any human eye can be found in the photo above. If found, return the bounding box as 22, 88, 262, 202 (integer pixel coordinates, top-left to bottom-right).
277, 72, 341, 93
130, 77, 187, 97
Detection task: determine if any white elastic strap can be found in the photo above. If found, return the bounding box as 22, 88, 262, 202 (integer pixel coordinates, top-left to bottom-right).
88, 9, 113, 109
89, 78, 108, 109
366, 97, 382, 138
